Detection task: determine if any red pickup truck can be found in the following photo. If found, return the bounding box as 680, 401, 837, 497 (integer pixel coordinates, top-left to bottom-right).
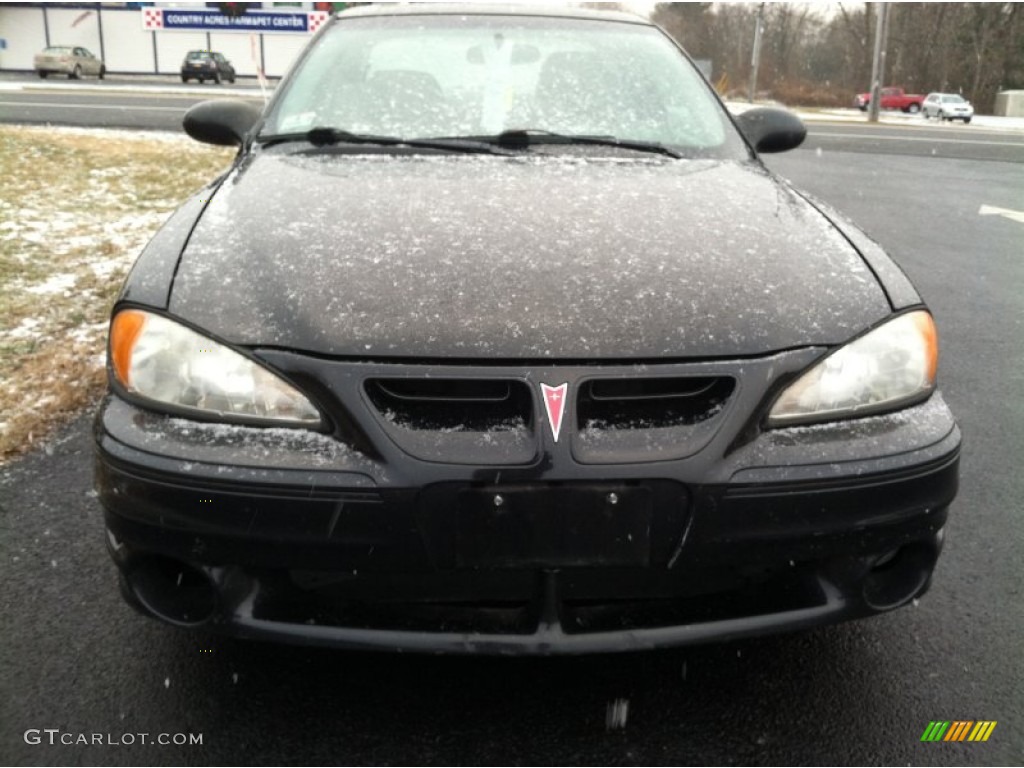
854, 87, 925, 113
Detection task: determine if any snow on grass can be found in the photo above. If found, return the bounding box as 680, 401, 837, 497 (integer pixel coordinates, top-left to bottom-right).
24, 273, 78, 295
0, 124, 233, 461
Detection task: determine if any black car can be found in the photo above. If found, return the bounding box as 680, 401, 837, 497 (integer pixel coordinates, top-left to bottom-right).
96, 4, 959, 654
180, 50, 236, 84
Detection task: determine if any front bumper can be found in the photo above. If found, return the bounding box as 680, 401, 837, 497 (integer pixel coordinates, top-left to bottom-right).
95, 359, 960, 654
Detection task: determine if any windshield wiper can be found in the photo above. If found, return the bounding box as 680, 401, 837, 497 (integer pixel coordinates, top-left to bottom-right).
256, 127, 512, 155
445, 129, 684, 159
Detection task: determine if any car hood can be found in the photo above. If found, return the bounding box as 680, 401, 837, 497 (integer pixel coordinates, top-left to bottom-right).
169, 151, 891, 359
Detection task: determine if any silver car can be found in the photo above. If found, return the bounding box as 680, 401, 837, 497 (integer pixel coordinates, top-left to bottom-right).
922, 93, 973, 123
33, 46, 106, 80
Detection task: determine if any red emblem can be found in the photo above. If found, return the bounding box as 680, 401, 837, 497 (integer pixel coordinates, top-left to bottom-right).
540, 383, 568, 442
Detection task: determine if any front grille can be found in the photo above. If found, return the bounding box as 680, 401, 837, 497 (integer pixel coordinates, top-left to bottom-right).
280, 570, 537, 634
574, 376, 735, 463
579, 377, 733, 429
264, 561, 827, 638
365, 378, 535, 465
562, 571, 826, 633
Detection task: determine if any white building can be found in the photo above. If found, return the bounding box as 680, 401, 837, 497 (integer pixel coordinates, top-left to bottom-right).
0, 3, 333, 78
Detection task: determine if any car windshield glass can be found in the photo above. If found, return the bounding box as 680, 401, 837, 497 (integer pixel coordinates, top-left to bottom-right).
187, 51, 212, 60
261, 14, 747, 159
942, 95, 965, 103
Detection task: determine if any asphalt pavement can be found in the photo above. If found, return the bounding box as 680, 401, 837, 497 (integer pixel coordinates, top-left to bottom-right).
0, 80, 267, 133
803, 122, 1024, 162
1, 79, 1023, 766
2, 75, 1024, 162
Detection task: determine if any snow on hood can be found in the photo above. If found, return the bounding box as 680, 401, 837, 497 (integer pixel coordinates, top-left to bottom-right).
169, 151, 889, 359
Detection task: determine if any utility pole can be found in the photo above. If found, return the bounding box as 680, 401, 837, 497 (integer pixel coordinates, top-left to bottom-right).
747, 2, 765, 103
868, 2, 891, 123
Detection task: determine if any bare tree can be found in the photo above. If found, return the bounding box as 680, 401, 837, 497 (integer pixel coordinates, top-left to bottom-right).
651, 2, 1024, 112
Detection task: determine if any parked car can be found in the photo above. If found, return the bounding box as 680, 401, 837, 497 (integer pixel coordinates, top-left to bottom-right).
33, 45, 105, 79
922, 93, 974, 123
96, 4, 959, 654
180, 50, 236, 84
854, 86, 925, 113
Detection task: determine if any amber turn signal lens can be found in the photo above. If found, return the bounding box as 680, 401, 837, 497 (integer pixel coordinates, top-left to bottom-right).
110, 310, 147, 388
912, 310, 939, 383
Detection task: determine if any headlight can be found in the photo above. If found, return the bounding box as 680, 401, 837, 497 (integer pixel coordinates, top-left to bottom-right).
109, 309, 321, 426
767, 311, 938, 428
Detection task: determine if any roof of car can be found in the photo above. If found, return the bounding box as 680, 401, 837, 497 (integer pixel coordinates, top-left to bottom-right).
335, 3, 650, 26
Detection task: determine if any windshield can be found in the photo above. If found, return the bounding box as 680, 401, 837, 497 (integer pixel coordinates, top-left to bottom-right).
262, 14, 747, 159
941, 95, 965, 103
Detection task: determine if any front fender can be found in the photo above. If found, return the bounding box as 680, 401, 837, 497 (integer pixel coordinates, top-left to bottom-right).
117, 177, 224, 308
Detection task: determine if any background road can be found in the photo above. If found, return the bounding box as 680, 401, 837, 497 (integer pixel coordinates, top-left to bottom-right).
2, 79, 1024, 161
1, 80, 1023, 766
0, 83, 266, 133
804, 122, 1024, 163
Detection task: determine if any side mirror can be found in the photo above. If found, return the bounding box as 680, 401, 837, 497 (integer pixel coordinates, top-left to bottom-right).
183, 99, 262, 147
735, 107, 806, 154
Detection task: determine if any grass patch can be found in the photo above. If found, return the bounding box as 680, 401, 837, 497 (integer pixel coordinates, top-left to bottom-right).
0, 124, 233, 461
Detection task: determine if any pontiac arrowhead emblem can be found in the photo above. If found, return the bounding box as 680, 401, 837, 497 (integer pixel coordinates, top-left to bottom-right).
540, 383, 568, 442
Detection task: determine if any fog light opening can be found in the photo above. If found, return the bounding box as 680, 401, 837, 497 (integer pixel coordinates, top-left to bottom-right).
872, 548, 900, 569
127, 556, 217, 626
862, 543, 933, 611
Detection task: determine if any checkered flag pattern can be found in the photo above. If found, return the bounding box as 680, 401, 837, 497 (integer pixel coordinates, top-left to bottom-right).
142, 8, 163, 30
308, 11, 329, 34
